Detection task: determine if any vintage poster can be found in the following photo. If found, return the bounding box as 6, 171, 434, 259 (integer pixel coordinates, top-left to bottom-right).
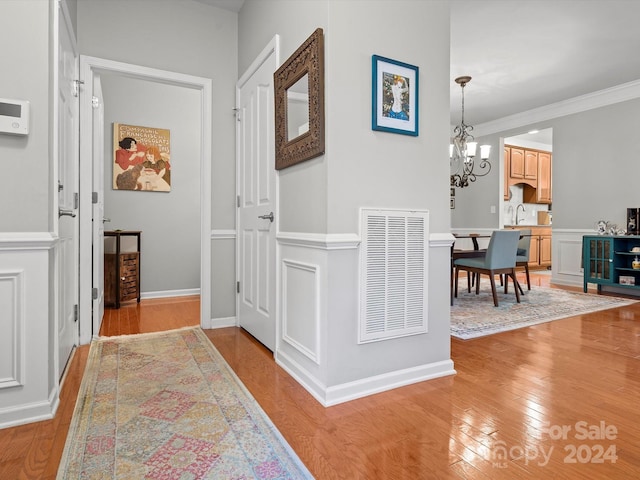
113, 123, 171, 192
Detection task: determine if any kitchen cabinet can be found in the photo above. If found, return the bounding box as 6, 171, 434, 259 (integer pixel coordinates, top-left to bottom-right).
506, 145, 552, 204
509, 147, 525, 180
524, 150, 538, 180
582, 235, 640, 293
536, 152, 552, 204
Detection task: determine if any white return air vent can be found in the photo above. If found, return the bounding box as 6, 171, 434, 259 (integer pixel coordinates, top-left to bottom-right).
359, 209, 429, 343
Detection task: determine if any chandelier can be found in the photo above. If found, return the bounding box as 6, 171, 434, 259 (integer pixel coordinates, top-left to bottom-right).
450, 76, 491, 188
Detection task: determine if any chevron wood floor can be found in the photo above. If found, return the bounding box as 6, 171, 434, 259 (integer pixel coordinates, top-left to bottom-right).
2, 273, 640, 479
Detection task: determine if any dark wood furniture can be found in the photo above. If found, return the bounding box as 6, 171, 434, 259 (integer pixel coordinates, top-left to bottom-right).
104, 230, 141, 308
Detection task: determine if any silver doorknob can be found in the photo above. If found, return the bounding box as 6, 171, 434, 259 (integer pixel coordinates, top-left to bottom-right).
59, 209, 76, 218
258, 212, 274, 223
103, 217, 111, 223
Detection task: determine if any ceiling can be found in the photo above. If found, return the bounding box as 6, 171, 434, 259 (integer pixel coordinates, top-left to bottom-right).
195, 0, 640, 135
451, 0, 640, 128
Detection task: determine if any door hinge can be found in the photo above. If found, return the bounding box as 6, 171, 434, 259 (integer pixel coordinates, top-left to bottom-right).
92, 288, 98, 300
91, 96, 100, 109
237, 195, 241, 208
73, 304, 79, 322
233, 107, 241, 122
237, 281, 240, 294
74, 192, 79, 210
72, 79, 84, 97
92, 191, 98, 204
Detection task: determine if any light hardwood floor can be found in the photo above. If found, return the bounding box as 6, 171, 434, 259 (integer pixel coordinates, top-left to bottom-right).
2, 273, 640, 479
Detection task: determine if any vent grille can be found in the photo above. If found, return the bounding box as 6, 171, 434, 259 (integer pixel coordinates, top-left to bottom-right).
360, 209, 429, 343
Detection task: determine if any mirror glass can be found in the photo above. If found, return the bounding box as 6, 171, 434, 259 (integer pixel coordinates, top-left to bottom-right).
286, 74, 309, 141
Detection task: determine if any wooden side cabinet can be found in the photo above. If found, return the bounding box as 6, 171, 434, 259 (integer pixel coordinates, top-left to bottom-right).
104, 230, 141, 308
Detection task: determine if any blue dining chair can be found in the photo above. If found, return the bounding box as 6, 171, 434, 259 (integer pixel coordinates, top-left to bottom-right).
453, 229, 521, 307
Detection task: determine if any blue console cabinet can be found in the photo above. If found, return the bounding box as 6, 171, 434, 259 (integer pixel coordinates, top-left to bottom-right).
583, 235, 640, 293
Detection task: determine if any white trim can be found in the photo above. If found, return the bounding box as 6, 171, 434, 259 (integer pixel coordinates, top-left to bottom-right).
429, 232, 456, 247
281, 259, 320, 364
474, 79, 640, 137
79, 56, 212, 344
203, 316, 237, 329
140, 288, 200, 299
277, 232, 361, 250
0, 270, 25, 389
0, 233, 57, 250
211, 229, 236, 240
276, 348, 455, 407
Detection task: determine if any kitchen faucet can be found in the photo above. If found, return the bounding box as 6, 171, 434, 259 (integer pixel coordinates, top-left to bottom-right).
516, 204, 525, 225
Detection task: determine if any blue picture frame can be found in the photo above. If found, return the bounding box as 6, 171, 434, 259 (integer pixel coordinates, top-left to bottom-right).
371, 55, 419, 136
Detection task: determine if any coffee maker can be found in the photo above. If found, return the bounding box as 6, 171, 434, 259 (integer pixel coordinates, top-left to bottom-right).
627, 208, 640, 235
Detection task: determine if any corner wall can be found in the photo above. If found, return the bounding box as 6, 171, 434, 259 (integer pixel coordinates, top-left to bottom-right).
240, 0, 454, 405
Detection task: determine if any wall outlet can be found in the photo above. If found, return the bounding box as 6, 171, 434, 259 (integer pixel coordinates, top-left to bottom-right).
490, 205, 496, 214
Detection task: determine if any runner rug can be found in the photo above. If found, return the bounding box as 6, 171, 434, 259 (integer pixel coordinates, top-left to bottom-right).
451, 285, 638, 340
57, 327, 313, 479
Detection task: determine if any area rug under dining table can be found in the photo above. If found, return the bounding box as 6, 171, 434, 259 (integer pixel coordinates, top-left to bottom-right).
56, 327, 313, 479
451, 285, 638, 339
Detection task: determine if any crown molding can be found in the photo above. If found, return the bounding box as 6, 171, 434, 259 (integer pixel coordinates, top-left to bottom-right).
473, 79, 640, 137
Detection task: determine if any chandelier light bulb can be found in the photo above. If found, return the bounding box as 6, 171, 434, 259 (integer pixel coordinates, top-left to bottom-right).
480, 144, 491, 160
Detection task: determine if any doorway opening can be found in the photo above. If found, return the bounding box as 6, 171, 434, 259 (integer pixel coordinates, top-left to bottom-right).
78, 56, 212, 344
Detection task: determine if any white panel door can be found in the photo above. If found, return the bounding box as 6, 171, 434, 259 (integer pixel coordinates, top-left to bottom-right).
91, 77, 105, 336
237, 44, 278, 351
57, 5, 79, 377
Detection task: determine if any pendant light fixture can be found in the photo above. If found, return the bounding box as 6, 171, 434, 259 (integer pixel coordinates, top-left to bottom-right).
450, 76, 491, 188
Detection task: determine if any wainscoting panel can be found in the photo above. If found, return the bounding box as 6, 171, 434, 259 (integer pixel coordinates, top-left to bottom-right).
552, 229, 590, 287
281, 259, 320, 363
0, 270, 24, 390
0, 233, 58, 428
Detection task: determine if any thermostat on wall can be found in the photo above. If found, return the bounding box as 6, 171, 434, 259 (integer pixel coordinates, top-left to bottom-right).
0, 98, 29, 135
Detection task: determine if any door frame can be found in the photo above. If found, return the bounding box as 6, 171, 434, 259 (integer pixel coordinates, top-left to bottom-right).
78, 56, 212, 344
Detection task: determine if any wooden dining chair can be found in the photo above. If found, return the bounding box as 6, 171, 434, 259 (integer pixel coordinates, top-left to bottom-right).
453, 229, 521, 307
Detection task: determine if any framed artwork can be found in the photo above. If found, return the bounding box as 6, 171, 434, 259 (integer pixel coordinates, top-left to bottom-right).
371, 55, 419, 136
113, 123, 171, 192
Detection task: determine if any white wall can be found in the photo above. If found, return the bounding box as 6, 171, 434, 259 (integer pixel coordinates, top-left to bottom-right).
0, 0, 51, 232
239, 0, 454, 404
101, 75, 201, 295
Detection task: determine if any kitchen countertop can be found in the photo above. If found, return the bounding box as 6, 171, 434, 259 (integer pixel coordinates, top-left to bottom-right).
504, 224, 552, 228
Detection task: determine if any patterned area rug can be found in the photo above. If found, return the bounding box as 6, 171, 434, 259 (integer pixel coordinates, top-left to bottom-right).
451, 285, 638, 339
57, 327, 312, 479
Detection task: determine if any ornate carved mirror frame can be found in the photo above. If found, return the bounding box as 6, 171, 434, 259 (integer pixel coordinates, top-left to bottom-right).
274, 28, 325, 170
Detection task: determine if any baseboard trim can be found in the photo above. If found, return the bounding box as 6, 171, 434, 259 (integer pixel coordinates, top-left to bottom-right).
0, 399, 56, 430
141, 288, 200, 299
276, 348, 456, 407
203, 316, 237, 329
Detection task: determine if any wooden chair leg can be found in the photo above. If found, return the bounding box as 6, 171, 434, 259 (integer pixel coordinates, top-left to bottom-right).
454, 267, 459, 298
512, 269, 521, 303
525, 264, 531, 290
489, 272, 499, 306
